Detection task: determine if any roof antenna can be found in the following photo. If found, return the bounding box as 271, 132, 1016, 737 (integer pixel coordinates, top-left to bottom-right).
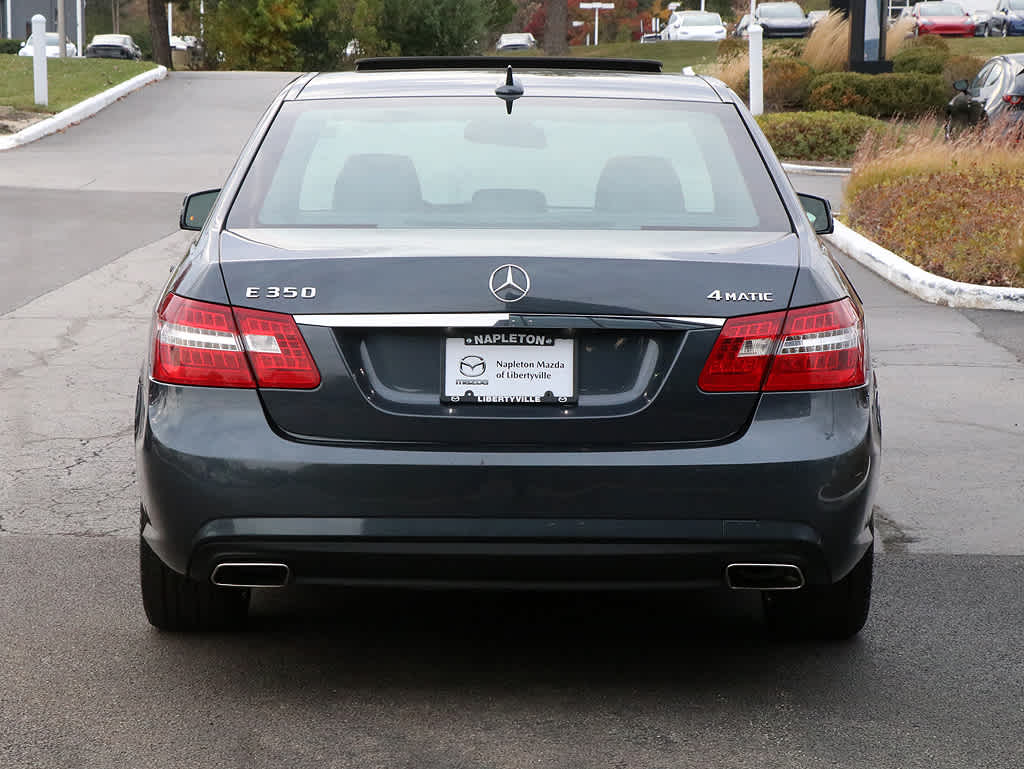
495, 65, 523, 115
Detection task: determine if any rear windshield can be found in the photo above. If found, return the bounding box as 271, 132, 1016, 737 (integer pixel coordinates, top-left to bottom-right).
919, 2, 964, 14
682, 12, 723, 24
758, 4, 805, 18
228, 97, 791, 232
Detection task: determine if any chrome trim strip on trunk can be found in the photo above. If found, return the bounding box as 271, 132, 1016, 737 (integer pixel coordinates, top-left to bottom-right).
294, 313, 725, 328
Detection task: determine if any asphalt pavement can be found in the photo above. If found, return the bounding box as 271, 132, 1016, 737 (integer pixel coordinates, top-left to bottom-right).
0, 71, 296, 315
1, 71, 1023, 769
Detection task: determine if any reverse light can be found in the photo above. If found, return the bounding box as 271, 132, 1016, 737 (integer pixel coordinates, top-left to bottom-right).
698, 299, 865, 393
152, 294, 320, 389
697, 311, 784, 392
233, 306, 321, 389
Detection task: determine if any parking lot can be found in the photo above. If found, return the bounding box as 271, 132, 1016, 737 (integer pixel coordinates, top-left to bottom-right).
1, 72, 1023, 768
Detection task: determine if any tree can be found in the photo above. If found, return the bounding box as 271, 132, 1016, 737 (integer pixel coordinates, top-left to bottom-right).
206, 0, 312, 69
148, 0, 171, 66
378, 0, 513, 55
543, 0, 567, 53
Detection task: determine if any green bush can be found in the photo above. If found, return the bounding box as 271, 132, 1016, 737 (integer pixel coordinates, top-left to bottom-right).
807, 71, 949, 119
757, 110, 886, 161
734, 58, 816, 111
892, 45, 945, 74
0, 39, 22, 54
943, 54, 986, 86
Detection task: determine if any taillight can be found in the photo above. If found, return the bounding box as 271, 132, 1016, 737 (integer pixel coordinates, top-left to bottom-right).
1003, 94, 1024, 106
232, 306, 321, 389
698, 299, 865, 393
697, 311, 784, 392
152, 294, 320, 389
764, 299, 865, 391
153, 294, 255, 388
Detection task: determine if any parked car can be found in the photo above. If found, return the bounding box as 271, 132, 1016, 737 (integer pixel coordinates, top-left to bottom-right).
970, 8, 994, 34
85, 34, 142, 60
990, 0, 1024, 34
946, 53, 1024, 135
138, 57, 880, 640
754, 2, 813, 37
169, 34, 197, 51
18, 32, 77, 58
911, 1, 975, 35
639, 32, 664, 43
663, 11, 728, 41
807, 9, 829, 26
496, 32, 537, 50
733, 13, 752, 37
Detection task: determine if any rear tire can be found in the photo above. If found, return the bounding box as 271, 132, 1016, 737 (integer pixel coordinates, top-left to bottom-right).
763, 544, 873, 641
139, 516, 250, 632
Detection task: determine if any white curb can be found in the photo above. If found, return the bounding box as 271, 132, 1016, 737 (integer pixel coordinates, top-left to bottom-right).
0, 64, 167, 151
827, 220, 1024, 312
782, 162, 852, 176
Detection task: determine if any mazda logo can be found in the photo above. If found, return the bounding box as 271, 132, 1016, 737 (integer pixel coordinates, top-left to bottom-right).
459, 355, 486, 377
489, 264, 530, 303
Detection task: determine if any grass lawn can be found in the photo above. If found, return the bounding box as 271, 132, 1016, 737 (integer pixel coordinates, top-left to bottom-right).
491, 40, 722, 72
946, 36, 1024, 57
569, 40, 720, 72
0, 54, 157, 113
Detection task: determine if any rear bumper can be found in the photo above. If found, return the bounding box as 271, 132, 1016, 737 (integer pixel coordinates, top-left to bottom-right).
137, 380, 881, 589
188, 516, 840, 589
918, 25, 974, 35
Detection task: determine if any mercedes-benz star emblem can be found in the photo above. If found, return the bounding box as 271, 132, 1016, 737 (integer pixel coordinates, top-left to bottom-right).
489, 264, 530, 303
459, 355, 486, 377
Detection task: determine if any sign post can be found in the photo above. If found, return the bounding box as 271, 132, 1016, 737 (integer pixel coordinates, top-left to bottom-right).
748, 0, 763, 115
32, 14, 48, 107
579, 2, 615, 45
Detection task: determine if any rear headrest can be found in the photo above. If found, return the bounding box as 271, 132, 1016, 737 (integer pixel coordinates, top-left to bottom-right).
595, 155, 686, 215
333, 153, 423, 214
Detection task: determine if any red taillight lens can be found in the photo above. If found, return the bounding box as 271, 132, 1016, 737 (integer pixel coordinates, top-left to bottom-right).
153, 294, 255, 388
697, 310, 785, 392
232, 307, 321, 389
1003, 94, 1024, 106
152, 294, 320, 389
698, 299, 865, 393
764, 299, 865, 391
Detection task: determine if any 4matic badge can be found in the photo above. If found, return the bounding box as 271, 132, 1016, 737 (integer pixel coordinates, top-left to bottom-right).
706, 290, 774, 302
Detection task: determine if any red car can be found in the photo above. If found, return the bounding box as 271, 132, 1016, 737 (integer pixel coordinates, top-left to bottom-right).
912, 1, 976, 35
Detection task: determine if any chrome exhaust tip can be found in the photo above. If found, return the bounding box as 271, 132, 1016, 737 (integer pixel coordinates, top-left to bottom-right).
726, 563, 805, 591
211, 562, 290, 588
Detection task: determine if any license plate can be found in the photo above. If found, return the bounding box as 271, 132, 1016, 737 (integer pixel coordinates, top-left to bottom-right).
442, 332, 576, 404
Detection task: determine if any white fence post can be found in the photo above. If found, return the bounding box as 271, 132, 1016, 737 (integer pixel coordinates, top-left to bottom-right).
749, 23, 764, 116
77, 0, 84, 56
32, 14, 48, 108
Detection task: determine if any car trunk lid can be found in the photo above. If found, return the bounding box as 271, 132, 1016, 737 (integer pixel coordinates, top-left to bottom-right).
219, 228, 800, 446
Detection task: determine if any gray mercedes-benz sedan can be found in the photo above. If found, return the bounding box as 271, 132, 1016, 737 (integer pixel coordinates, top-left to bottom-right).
136, 57, 880, 638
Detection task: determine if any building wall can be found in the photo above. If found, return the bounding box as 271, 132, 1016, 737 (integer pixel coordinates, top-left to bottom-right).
9, 0, 79, 42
